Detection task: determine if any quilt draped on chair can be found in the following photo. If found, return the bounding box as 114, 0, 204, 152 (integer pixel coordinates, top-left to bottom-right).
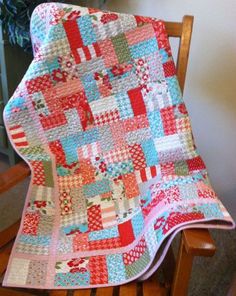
3, 3, 235, 289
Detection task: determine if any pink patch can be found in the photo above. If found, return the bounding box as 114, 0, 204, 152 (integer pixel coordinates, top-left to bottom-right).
73, 233, 89, 251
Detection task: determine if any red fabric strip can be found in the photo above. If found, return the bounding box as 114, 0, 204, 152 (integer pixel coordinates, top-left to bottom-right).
128, 87, 146, 116
63, 20, 83, 49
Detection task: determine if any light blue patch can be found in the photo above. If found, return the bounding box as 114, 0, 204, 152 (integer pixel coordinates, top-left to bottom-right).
47, 58, 60, 73
5, 97, 27, 115
55, 271, 90, 287
131, 211, 145, 238
107, 160, 134, 177
82, 128, 99, 145
81, 74, 100, 103
56, 166, 70, 176
19, 235, 51, 246
197, 204, 224, 219
99, 125, 114, 152
130, 38, 158, 59
63, 223, 88, 235
46, 23, 67, 42
140, 190, 152, 208
166, 77, 182, 105
179, 183, 198, 199
88, 226, 119, 241
161, 173, 205, 190
61, 128, 99, 164
159, 48, 169, 63
77, 15, 96, 46
83, 179, 111, 197
141, 139, 159, 166
25, 60, 49, 80
31, 14, 46, 42
147, 110, 164, 138
115, 92, 134, 119
107, 254, 126, 283
61, 136, 79, 164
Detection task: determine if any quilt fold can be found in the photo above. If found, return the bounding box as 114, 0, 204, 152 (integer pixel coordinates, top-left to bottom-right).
3, 3, 235, 289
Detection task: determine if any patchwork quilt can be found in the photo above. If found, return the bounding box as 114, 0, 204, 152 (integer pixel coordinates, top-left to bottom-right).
3, 3, 235, 289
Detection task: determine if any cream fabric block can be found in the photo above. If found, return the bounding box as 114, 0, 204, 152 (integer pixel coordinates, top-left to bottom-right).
7, 258, 30, 285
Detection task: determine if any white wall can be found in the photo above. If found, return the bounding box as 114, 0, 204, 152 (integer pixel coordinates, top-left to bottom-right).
107, 0, 236, 219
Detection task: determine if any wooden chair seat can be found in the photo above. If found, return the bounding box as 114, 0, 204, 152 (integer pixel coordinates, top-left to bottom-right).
0, 15, 216, 296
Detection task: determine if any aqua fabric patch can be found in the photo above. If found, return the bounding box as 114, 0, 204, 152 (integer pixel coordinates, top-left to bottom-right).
89, 226, 119, 241
19, 235, 51, 246
77, 15, 96, 46
166, 77, 182, 105
141, 139, 159, 166
63, 223, 88, 235
55, 271, 90, 287
107, 160, 134, 177
147, 110, 164, 138
31, 13, 46, 42
107, 254, 126, 283
131, 212, 145, 238
4, 97, 27, 115
159, 48, 169, 63
61, 128, 99, 163
83, 179, 111, 197
47, 58, 60, 73
197, 203, 224, 218
130, 38, 158, 59
46, 23, 67, 41
115, 92, 134, 119
81, 74, 100, 103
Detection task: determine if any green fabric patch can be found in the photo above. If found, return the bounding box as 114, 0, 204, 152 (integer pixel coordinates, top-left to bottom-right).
111, 33, 131, 64
174, 160, 189, 176
20, 146, 50, 161
125, 249, 150, 278
43, 161, 54, 187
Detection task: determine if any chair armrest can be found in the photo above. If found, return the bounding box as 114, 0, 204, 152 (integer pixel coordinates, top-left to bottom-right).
183, 228, 216, 256
0, 161, 30, 194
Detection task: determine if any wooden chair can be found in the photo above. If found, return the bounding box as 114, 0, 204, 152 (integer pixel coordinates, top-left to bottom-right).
0, 15, 216, 296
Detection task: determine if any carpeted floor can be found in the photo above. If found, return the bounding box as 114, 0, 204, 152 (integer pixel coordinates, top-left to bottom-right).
0, 153, 235, 296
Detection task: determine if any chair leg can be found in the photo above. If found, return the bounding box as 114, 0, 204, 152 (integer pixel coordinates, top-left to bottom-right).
170, 232, 194, 296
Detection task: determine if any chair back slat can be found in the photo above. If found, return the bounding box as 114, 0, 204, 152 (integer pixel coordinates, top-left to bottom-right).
165, 16, 194, 93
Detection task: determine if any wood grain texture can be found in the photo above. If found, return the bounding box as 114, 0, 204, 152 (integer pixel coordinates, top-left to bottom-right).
165, 21, 182, 37
0, 220, 20, 248
95, 287, 113, 296
171, 235, 194, 296
48, 290, 68, 296
175, 15, 194, 93
73, 289, 92, 296
143, 273, 167, 296
119, 282, 137, 296
183, 228, 216, 256
0, 161, 30, 194
0, 287, 36, 296
0, 242, 13, 275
